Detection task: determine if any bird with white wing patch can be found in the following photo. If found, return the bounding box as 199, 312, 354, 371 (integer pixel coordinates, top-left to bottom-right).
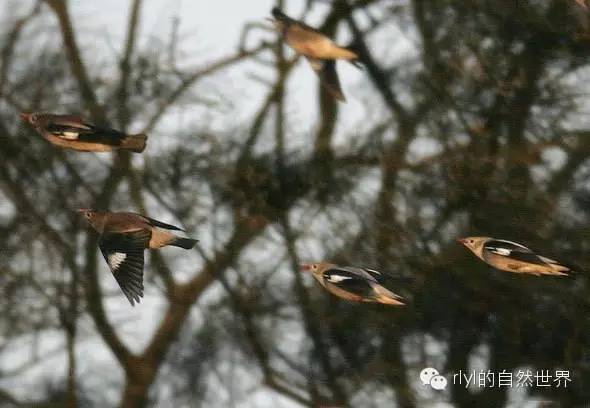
77, 209, 198, 306
458, 236, 573, 276
21, 112, 147, 153
301, 262, 404, 306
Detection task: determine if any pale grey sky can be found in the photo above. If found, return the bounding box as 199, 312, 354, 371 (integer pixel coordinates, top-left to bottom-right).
69, 0, 370, 130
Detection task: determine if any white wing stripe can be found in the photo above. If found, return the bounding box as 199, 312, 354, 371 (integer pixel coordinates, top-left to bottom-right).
61, 131, 79, 140
493, 240, 530, 250
325, 274, 353, 283
108, 252, 127, 270
490, 247, 512, 256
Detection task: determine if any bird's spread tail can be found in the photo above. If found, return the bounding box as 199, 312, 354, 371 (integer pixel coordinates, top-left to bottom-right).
170, 237, 198, 249
539, 256, 575, 275
122, 133, 148, 153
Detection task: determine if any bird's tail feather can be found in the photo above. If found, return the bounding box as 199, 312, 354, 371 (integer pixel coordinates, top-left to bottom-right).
343, 42, 363, 69
372, 285, 405, 306
330, 46, 359, 62
170, 237, 198, 249
122, 133, 148, 153
539, 256, 577, 275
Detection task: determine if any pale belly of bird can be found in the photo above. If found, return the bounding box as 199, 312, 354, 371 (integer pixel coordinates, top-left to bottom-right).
487, 254, 563, 276
325, 282, 364, 302
287, 35, 337, 60
45, 134, 114, 152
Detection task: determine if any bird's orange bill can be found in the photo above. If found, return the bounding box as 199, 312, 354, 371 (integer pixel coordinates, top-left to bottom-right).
300, 264, 311, 272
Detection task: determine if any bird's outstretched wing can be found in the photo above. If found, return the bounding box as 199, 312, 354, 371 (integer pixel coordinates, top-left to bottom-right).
98, 229, 150, 306
307, 58, 345, 101
483, 239, 547, 265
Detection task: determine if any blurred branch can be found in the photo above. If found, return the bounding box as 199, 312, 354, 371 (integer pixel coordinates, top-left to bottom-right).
216, 267, 314, 407
280, 215, 348, 406
0, 388, 19, 407
119, 218, 269, 406
0, 2, 41, 95
142, 42, 271, 133
238, 55, 297, 164
343, 0, 409, 122
116, 0, 143, 129
45, 0, 106, 122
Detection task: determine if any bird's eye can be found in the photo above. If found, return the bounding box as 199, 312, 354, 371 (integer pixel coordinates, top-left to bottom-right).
312, 265, 317, 270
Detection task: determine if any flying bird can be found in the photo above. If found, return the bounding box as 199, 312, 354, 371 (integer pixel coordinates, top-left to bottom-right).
269, 7, 360, 101
78, 209, 198, 305
21, 112, 147, 153
301, 262, 405, 305
458, 237, 572, 276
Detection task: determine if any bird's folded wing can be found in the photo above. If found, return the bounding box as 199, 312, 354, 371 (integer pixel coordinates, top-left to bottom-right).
363, 268, 385, 281
98, 229, 151, 306
323, 268, 374, 297
46, 122, 95, 140
46, 121, 125, 144
306, 58, 345, 101
332, 265, 382, 282
484, 239, 547, 265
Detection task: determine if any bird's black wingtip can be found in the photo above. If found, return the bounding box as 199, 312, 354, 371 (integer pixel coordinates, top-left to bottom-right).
127, 294, 143, 307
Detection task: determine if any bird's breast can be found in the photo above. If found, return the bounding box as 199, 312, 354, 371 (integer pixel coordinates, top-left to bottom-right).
286, 30, 333, 59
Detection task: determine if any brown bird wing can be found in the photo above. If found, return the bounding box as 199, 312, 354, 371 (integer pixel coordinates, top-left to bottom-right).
307, 58, 345, 101
98, 229, 150, 306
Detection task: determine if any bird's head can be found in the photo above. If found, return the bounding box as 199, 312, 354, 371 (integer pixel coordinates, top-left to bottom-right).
76, 208, 95, 219
300, 262, 327, 278
271, 7, 286, 20
458, 236, 488, 254
20, 112, 40, 126
267, 7, 288, 31
76, 209, 104, 231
